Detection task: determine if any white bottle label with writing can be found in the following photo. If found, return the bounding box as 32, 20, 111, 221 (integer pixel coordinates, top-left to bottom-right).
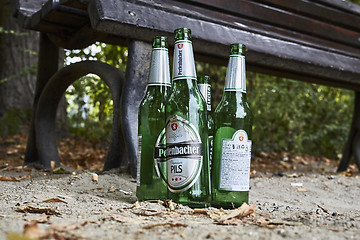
219, 130, 251, 191
166, 115, 203, 193
172, 40, 196, 81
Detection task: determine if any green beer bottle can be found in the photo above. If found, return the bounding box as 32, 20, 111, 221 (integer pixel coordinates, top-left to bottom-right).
165, 28, 210, 207
136, 36, 171, 201
197, 76, 214, 168
211, 44, 253, 208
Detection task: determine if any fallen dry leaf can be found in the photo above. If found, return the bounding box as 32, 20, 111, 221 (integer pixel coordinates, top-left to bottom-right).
0, 175, 27, 182
109, 216, 127, 223
92, 173, 99, 183
217, 203, 257, 223
126, 201, 141, 209
42, 198, 68, 204
163, 200, 177, 211
143, 222, 187, 229
132, 209, 162, 217
24, 222, 48, 239
256, 216, 271, 228
109, 215, 139, 224
317, 204, 329, 214
220, 218, 245, 225
50, 221, 94, 232
169, 213, 182, 218
287, 173, 299, 178
338, 169, 354, 177
24, 213, 50, 224
208, 208, 227, 220
16, 205, 61, 215
193, 209, 208, 214
0, 165, 31, 172
279, 161, 292, 169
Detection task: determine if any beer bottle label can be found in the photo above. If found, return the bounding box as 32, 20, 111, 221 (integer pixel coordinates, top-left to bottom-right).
149, 48, 171, 86
166, 115, 203, 193
198, 83, 212, 111
136, 135, 142, 187
154, 128, 167, 180
219, 129, 251, 191
224, 55, 246, 92
173, 40, 197, 81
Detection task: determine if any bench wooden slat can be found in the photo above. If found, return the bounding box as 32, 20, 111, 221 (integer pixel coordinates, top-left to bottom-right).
186, 0, 360, 49
29, 0, 88, 30
253, 0, 360, 31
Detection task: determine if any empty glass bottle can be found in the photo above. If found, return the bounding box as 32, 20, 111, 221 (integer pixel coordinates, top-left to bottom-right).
211, 43, 253, 208
197, 75, 214, 168
136, 36, 171, 201
165, 28, 210, 207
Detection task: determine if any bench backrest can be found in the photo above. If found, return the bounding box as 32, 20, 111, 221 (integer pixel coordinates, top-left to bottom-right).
14, 0, 360, 90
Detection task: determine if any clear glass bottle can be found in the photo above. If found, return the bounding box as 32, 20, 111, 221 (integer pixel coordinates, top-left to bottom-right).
197, 75, 214, 168
165, 28, 210, 207
136, 36, 171, 201
211, 43, 253, 208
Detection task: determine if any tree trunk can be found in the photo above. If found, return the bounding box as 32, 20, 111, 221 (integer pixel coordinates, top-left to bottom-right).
0, 0, 67, 136
0, 0, 38, 126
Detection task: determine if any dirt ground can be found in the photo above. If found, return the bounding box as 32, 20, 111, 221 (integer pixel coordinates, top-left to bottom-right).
0, 136, 360, 239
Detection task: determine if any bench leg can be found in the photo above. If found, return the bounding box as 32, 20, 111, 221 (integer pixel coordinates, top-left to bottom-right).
24, 33, 59, 166
35, 61, 125, 169
121, 40, 151, 177
337, 91, 360, 172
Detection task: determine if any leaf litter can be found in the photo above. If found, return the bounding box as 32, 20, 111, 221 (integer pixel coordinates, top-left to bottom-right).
15, 206, 61, 216
1, 134, 360, 239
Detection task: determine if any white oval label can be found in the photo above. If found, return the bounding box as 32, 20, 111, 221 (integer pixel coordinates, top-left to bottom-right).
166, 115, 203, 193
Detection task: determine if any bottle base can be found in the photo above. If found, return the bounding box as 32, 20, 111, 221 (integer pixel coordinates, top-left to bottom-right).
210, 201, 248, 209
174, 200, 210, 208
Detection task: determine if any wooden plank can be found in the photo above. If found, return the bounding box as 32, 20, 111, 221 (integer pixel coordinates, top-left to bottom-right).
89, 0, 360, 90
30, 0, 88, 29
41, 10, 88, 28
186, 0, 360, 48
314, 0, 360, 15
253, 0, 360, 31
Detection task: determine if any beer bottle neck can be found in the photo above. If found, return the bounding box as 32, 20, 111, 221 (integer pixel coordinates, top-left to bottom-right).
148, 47, 171, 86
224, 54, 246, 93
172, 40, 197, 82
172, 78, 198, 95
145, 85, 169, 100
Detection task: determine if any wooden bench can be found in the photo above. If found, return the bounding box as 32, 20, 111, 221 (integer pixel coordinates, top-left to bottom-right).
13, 0, 360, 175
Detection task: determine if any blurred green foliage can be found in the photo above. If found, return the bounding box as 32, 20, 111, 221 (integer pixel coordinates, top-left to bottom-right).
66, 43, 353, 159
246, 73, 353, 158
64, 43, 127, 140
0, 107, 31, 136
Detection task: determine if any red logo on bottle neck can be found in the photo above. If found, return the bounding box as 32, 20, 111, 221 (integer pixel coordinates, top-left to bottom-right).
178, 44, 183, 49
171, 123, 178, 131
